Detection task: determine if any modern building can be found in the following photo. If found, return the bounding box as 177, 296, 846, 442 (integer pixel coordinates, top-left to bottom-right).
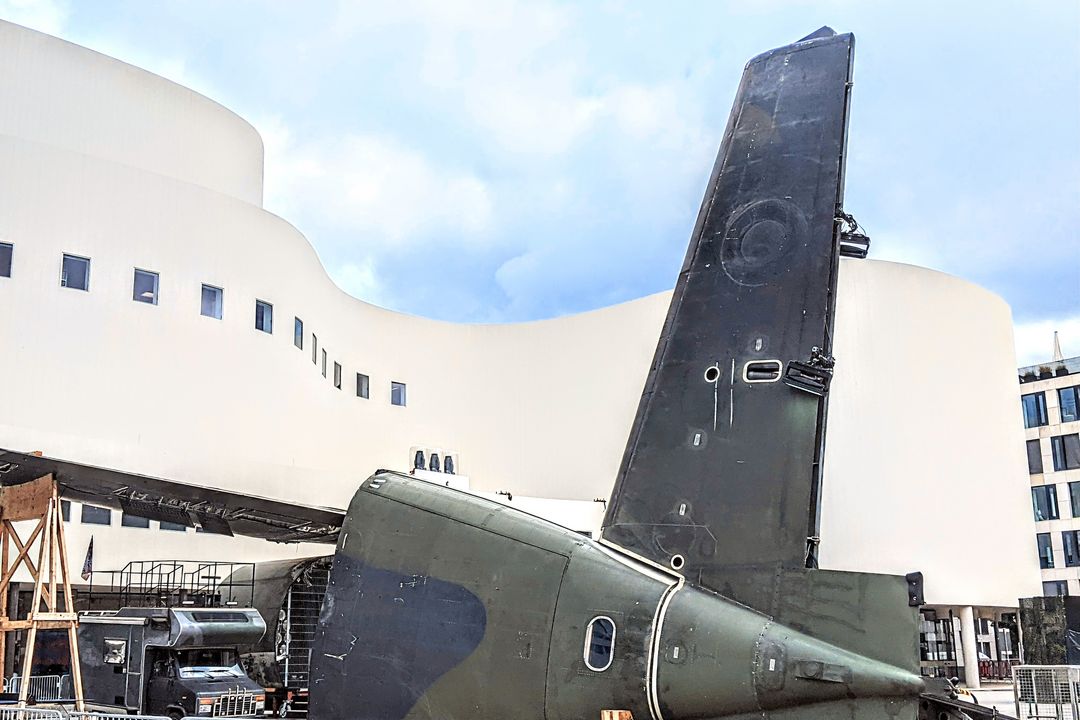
1020, 334, 1080, 596
0, 18, 1042, 687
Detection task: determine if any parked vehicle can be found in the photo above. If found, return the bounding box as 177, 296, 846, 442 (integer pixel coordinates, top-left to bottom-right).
77, 607, 267, 718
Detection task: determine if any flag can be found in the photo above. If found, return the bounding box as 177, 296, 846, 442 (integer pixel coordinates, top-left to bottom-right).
81, 536, 93, 581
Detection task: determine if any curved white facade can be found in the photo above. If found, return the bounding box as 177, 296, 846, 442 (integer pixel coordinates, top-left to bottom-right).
0, 19, 1040, 610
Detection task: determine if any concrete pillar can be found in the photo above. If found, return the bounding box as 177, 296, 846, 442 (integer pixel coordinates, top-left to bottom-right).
960, 606, 981, 690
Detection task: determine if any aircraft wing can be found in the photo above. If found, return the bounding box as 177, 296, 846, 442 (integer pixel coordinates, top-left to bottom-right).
602, 29, 856, 585
0, 449, 344, 543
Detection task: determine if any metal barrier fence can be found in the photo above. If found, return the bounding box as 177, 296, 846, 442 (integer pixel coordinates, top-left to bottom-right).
2, 676, 70, 702
0, 710, 64, 720
68, 714, 169, 720
1014, 665, 1080, 720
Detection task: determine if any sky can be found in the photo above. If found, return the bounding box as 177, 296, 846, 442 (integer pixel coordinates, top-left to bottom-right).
2, 0, 1078, 365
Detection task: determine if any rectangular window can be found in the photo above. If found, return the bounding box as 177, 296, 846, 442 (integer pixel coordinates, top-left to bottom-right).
391, 381, 407, 407
81, 504, 111, 525
1064, 531, 1080, 567
1028, 439, 1044, 474
121, 512, 150, 528
201, 284, 223, 319
1044, 581, 1069, 597
1032, 485, 1060, 521
0, 242, 12, 277
1022, 392, 1049, 428
312, 334, 318, 364
1038, 532, 1054, 569
159, 521, 187, 532
334, 362, 342, 389
1061, 386, 1080, 424
132, 268, 159, 304
255, 300, 273, 333
1044, 580, 1069, 597
61, 500, 70, 522
1052, 434, 1080, 471
321, 349, 327, 377
356, 373, 370, 399
61, 254, 90, 291
294, 317, 304, 349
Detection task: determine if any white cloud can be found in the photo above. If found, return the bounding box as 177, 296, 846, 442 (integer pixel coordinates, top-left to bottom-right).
1014, 313, 1080, 367
0, 0, 67, 35
259, 116, 494, 249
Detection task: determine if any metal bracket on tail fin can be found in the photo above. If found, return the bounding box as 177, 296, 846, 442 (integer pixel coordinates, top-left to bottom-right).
783, 347, 835, 396
836, 210, 871, 258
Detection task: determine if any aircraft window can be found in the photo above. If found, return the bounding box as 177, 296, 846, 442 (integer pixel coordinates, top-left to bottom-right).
444, 455, 455, 474
429, 453, 440, 472
414, 450, 425, 470
584, 616, 616, 671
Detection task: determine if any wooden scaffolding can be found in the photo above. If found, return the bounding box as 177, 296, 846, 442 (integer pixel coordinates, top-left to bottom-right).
0, 473, 84, 709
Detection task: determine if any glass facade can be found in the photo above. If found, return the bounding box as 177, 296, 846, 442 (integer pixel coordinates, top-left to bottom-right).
1023, 392, 1049, 428
1061, 386, 1080, 424
1053, 434, 1080, 472
1033, 485, 1060, 521
1065, 530, 1080, 567
1028, 439, 1044, 474
1038, 532, 1054, 569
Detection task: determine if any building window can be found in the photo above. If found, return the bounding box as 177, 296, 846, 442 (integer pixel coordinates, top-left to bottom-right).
61, 254, 90, 291
334, 362, 342, 389
121, 512, 150, 529
919, 614, 956, 661
584, 616, 616, 671
1032, 485, 1060, 521
1044, 580, 1069, 597
0, 242, 12, 277
81, 504, 111, 525
132, 268, 159, 304
1061, 386, 1080, 424
1028, 439, 1044, 475
255, 300, 273, 333
1052, 434, 1080, 471
445, 455, 455, 475
321, 349, 327, 377
312, 334, 318, 364
201, 284, 223, 319
1064, 531, 1080, 567
159, 521, 187, 531
294, 317, 304, 349
429, 453, 441, 472
414, 450, 425, 470
391, 381, 407, 407
356, 373, 369, 399
1023, 392, 1049, 428
61, 500, 70, 522
1038, 532, 1054, 569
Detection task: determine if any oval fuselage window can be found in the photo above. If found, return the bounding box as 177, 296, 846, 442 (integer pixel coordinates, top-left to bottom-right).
584, 616, 616, 671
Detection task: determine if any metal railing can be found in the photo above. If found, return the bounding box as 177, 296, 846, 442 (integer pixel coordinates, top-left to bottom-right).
68, 713, 169, 720
1014, 665, 1080, 720
87, 560, 255, 609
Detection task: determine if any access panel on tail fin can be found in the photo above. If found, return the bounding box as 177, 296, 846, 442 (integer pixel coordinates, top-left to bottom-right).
602, 29, 855, 582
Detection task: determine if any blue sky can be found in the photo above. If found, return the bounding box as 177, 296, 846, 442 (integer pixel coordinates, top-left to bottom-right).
3, 0, 1078, 364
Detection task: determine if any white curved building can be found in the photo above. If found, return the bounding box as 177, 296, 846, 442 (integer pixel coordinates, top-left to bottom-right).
0, 19, 1041, 685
